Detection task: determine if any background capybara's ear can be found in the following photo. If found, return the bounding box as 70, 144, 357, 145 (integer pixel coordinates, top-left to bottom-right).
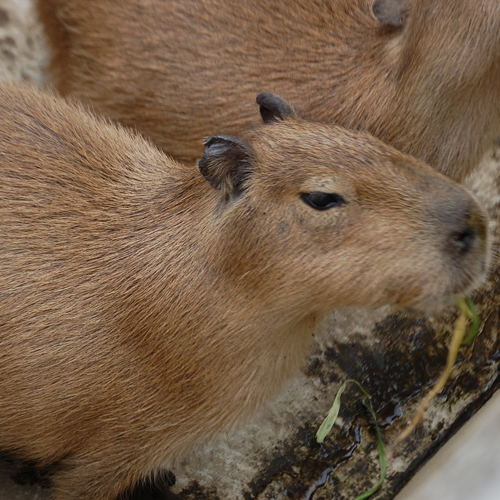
199, 135, 254, 198
372, 0, 409, 28
256, 92, 297, 124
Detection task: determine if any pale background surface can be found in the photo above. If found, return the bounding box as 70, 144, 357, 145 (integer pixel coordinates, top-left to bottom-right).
397, 389, 500, 500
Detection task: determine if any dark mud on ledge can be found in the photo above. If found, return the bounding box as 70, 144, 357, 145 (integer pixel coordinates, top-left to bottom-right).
239, 277, 500, 500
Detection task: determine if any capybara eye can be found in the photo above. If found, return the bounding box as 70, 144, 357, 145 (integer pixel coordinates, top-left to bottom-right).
301, 192, 346, 210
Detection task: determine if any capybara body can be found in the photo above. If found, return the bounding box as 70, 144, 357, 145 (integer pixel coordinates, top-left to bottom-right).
37, 0, 500, 180
0, 84, 489, 500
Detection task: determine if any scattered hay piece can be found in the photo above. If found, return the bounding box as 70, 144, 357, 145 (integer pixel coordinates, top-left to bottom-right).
387, 296, 473, 458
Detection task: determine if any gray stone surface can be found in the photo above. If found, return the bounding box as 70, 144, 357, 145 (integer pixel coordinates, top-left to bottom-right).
0, 0, 46, 85
0, 463, 46, 500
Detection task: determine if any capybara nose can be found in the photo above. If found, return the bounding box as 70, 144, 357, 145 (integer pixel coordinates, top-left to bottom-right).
446, 204, 487, 258
449, 226, 476, 255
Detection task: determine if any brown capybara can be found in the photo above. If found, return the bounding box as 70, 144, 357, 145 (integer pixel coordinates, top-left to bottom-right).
36, 0, 500, 180
0, 84, 489, 500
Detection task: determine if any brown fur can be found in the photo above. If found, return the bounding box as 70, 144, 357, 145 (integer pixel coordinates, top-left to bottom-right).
0, 83, 489, 500
36, 0, 500, 180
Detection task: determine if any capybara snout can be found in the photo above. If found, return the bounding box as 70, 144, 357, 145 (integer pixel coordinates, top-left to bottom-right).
0, 87, 490, 500
407, 168, 489, 292
441, 200, 488, 257
434, 195, 489, 302
428, 188, 488, 304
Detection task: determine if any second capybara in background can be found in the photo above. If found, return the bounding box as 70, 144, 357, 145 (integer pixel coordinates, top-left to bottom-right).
37, 0, 500, 180
0, 84, 489, 499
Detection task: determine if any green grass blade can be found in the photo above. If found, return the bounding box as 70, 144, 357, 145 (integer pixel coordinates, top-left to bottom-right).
316, 298, 479, 499
317, 380, 386, 500
352, 397, 387, 500
316, 380, 348, 443
461, 296, 479, 345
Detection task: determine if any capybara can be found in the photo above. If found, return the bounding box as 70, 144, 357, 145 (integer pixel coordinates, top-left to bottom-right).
36, 0, 500, 180
0, 84, 489, 500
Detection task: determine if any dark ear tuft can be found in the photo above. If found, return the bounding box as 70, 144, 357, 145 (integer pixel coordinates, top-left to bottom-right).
199, 135, 254, 199
256, 92, 296, 124
372, 0, 408, 28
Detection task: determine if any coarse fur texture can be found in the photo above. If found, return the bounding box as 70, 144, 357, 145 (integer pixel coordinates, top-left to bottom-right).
0, 84, 489, 500
36, 0, 500, 180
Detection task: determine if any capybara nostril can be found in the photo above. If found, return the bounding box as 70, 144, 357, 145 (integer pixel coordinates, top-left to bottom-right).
447, 204, 488, 257
450, 226, 476, 255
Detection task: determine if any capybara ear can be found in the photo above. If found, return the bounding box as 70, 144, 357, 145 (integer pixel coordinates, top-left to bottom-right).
199, 135, 254, 198
256, 92, 296, 124
372, 0, 408, 28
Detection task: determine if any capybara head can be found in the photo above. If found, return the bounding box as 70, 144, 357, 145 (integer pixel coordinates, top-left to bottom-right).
199, 93, 489, 315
